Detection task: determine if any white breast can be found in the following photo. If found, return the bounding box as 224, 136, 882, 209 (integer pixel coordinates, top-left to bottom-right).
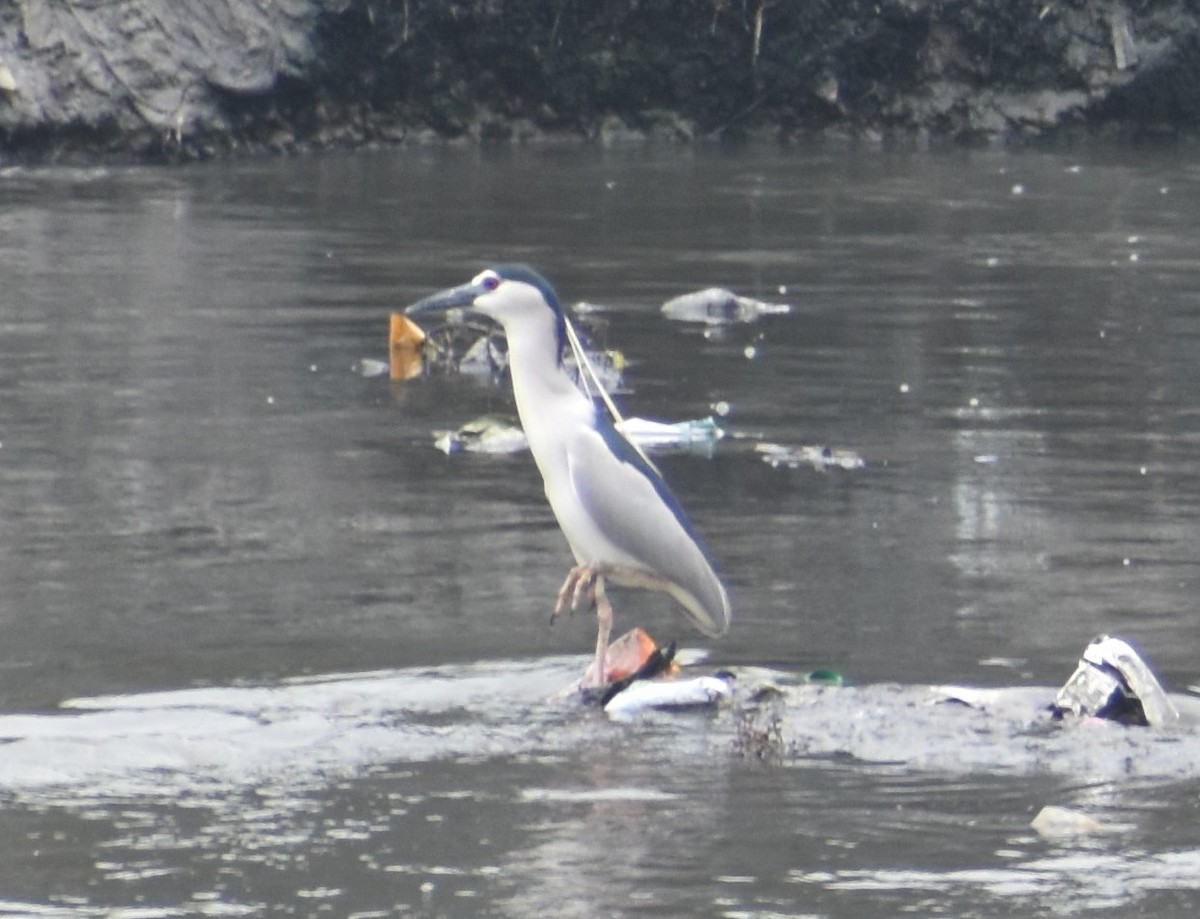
519, 381, 641, 568
504, 330, 640, 570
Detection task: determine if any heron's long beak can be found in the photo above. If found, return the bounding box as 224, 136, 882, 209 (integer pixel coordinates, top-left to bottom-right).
406, 280, 487, 317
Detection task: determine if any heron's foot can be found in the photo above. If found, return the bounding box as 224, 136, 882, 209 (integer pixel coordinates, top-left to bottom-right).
552, 565, 598, 623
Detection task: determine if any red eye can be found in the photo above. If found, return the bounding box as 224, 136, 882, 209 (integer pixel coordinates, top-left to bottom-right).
481, 273, 500, 291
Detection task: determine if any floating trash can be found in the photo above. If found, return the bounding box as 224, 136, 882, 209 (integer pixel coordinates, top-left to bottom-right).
358, 358, 391, 378
756, 442, 866, 472
661, 288, 791, 325
804, 668, 844, 686
936, 635, 1179, 729
556, 627, 732, 716
616, 416, 724, 454
596, 628, 668, 684
603, 674, 733, 719
457, 330, 508, 377
391, 309, 623, 391
1050, 634, 1179, 727
564, 344, 624, 393
388, 312, 427, 380
581, 629, 679, 702
433, 415, 528, 455
408, 313, 507, 378
434, 415, 724, 456
1030, 805, 1108, 838
571, 299, 607, 315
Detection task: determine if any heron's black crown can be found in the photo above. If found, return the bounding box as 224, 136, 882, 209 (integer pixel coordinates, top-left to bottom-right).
491, 263, 568, 363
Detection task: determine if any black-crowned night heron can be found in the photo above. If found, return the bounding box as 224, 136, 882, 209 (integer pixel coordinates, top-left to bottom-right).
407, 264, 732, 687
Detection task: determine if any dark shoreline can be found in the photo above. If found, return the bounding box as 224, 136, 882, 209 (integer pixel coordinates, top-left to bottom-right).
2, 1, 1198, 164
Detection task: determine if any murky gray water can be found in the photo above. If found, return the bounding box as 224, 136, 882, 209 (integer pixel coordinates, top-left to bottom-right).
2, 143, 1200, 916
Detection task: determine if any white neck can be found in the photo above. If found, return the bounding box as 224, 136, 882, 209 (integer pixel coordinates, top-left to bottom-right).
505, 313, 584, 418
502, 312, 592, 482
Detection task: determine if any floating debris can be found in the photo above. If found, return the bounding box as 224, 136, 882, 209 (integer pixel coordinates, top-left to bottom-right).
805, 668, 844, 686
979, 656, 1027, 670
434, 415, 724, 456
1051, 634, 1179, 727
413, 313, 507, 377
564, 344, 624, 393
1110, 5, 1139, 71
1031, 805, 1107, 838
570, 300, 607, 315
604, 674, 734, 718
616, 416, 724, 454
756, 442, 866, 472
562, 627, 692, 707
561, 627, 734, 717
358, 358, 390, 378
595, 628, 671, 685
433, 415, 528, 455
388, 312, 427, 380
590, 637, 679, 704
456, 330, 508, 377
392, 309, 623, 390
939, 635, 1178, 728
661, 287, 791, 325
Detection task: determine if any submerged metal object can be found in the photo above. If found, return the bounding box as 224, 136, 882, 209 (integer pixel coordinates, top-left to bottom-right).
1051, 634, 1179, 727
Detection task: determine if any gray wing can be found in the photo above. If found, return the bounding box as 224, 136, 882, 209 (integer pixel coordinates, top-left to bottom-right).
566, 424, 731, 637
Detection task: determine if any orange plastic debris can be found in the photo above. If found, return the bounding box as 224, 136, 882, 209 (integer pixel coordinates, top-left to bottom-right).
602, 627, 662, 682
389, 312, 427, 380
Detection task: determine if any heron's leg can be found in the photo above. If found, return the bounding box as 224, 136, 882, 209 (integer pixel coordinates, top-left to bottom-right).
589, 576, 614, 688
